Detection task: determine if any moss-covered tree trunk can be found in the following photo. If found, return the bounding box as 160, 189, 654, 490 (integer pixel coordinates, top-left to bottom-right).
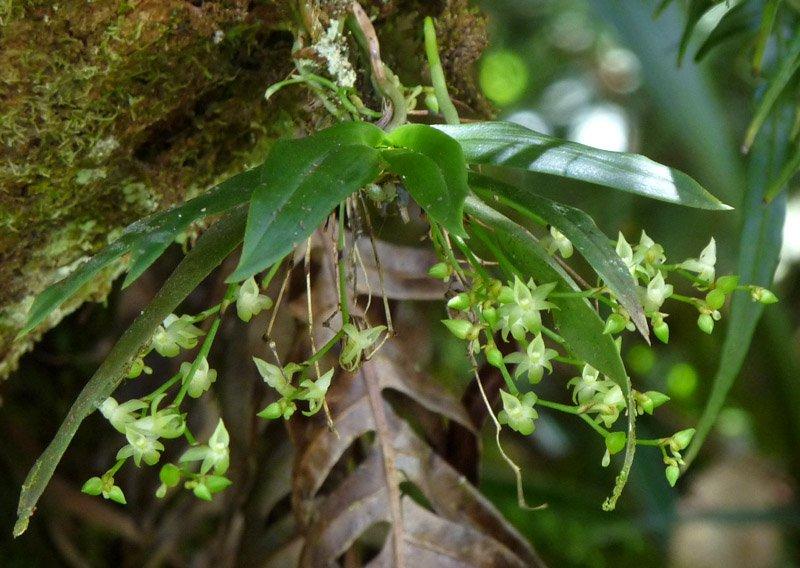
0, 0, 487, 378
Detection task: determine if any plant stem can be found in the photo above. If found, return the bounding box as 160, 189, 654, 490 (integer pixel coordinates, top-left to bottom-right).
107, 458, 127, 477
304, 330, 345, 368
423, 17, 459, 125
338, 202, 350, 324
536, 398, 610, 437
174, 317, 222, 406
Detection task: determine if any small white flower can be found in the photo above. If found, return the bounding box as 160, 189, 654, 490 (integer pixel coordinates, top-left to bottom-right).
642, 272, 673, 314
118, 427, 165, 467
547, 226, 574, 259
253, 358, 298, 397
100, 397, 147, 433
152, 314, 204, 357
498, 277, 556, 341
236, 277, 273, 322
567, 364, 610, 405
180, 419, 230, 475
503, 334, 557, 384
497, 390, 538, 436
299, 368, 334, 416
615, 233, 636, 276
180, 357, 217, 399
340, 324, 386, 371
681, 238, 716, 284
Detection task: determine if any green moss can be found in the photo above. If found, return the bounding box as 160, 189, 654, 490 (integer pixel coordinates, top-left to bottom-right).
0, 0, 488, 378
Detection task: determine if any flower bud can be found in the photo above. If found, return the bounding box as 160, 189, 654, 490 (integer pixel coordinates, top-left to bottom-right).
204, 475, 232, 494
653, 319, 670, 344
442, 319, 472, 340
424, 91, 440, 114
427, 262, 451, 280
603, 313, 627, 335
715, 275, 739, 294
106, 485, 127, 505
159, 463, 181, 487
705, 288, 726, 310
497, 286, 515, 304
750, 286, 778, 304
447, 293, 471, 311
672, 428, 695, 450
605, 431, 627, 455
193, 483, 212, 502
257, 402, 283, 420
485, 346, 504, 368
697, 313, 714, 334
645, 391, 670, 411
81, 477, 104, 496
665, 465, 680, 487
481, 306, 499, 328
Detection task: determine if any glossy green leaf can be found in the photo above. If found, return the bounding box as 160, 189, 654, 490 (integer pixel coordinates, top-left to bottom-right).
383, 148, 467, 236
465, 195, 635, 510
385, 124, 469, 236
684, 98, 791, 468
436, 122, 730, 210
21, 122, 385, 336
230, 143, 382, 282
743, 31, 800, 153
15, 210, 247, 537
470, 174, 648, 340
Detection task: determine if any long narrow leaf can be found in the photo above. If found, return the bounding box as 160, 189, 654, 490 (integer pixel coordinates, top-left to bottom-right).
464, 196, 636, 510
436, 122, 730, 210
470, 174, 648, 340
694, 1, 757, 62
743, 31, 800, 153
677, 0, 715, 64
15, 210, 247, 537
683, 99, 791, 468
20, 167, 258, 335
752, 0, 782, 76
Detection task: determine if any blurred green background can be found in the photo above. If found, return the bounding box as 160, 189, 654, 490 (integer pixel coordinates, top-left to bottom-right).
469, 0, 800, 566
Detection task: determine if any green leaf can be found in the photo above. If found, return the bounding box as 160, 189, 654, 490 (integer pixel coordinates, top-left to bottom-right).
694, 1, 757, 62
470, 174, 648, 340
464, 195, 635, 510
14, 210, 247, 537
20, 122, 385, 335
743, 31, 800, 153
677, 0, 715, 64
752, 0, 781, 76
683, 96, 792, 468
765, 139, 800, 203
19, 166, 259, 336
230, 143, 382, 282
385, 124, 469, 236
383, 148, 467, 236
436, 122, 730, 210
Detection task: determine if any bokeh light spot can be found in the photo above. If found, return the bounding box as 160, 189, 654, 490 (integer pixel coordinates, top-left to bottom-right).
666, 362, 698, 399
479, 50, 529, 106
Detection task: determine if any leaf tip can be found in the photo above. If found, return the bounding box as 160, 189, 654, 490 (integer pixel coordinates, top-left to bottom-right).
13, 516, 29, 538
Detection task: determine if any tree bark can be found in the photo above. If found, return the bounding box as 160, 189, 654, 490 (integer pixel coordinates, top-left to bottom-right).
0, 0, 487, 378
